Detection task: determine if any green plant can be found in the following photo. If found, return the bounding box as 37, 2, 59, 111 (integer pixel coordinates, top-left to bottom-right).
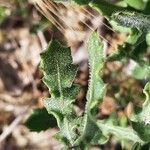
25, 0, 150, 149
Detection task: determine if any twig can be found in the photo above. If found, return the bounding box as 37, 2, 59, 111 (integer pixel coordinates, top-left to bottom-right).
37, 31, 48, 50
0, 107, 28, 143
0, 101, 28, 113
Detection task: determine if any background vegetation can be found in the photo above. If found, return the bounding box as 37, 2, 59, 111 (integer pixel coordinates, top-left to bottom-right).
0, 0, 150, 149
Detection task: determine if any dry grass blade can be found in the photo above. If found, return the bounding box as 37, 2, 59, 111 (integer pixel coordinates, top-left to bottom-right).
43, 0, 79, 33
34, 0, 98, 36
34, 0, 118, 50
81, 6, 114, 33
0, 107, 28, 143
35, 0, 65, 33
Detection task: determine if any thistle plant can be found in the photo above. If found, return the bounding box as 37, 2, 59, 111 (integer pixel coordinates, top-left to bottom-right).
25, 0, 150, 149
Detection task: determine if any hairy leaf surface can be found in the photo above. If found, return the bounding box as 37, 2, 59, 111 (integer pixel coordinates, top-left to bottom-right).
73, 32, 107, 147
86, 32, 106, 111
112, 11, 150, 33
40, 41, 78, 94
40, 40, 79, 146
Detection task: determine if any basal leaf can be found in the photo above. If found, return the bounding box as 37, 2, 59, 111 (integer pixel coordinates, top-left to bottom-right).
59, 117, 79, 145
40, 40, 79, 146
43, 86, 79, 127
86, 32, 106, 111
73, 32, 107, 147
40, 40, 79, 119
85, 32, 106, 144
109, 11, 149, 63
25, 108, 57, 132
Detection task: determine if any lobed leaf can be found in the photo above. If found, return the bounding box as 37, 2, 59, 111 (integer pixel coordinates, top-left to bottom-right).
40, 40, 78, 95
86, 32, 106, 112
84, 32, 107, 144
40, 40, 80, 146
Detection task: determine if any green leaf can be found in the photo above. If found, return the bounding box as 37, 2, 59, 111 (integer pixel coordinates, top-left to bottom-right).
40, 40, 79, 119
40, 40, 79, 124
40, 40, 78, 95
126, 28, 142, 45
25, 108, 57, 132
109, 3, 150, 64
131, 82, 150, 142
40, 40, 79, 146
107, 35, 147, 62
55, 117, 82, 146
97, 121, 143, 143
112, 11, 150, 33
86, 32, 106, 112
131, 63, 150, 80
44, 97, 73, 116
73, 32, 107, 147
132, 122, 150, 142
73, 115, 108, 147
82, 115, 108, 145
